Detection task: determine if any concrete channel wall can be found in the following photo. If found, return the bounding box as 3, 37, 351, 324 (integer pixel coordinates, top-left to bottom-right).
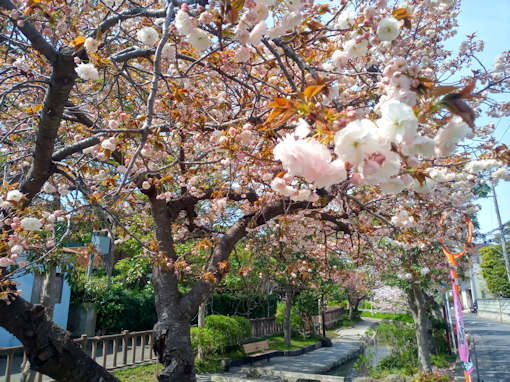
477, 298, 510, 323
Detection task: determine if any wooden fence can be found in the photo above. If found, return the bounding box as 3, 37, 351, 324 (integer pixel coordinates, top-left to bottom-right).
0, 330, 156, 382
249, 317, 284, 337
250, 306, 345, 337
312, 306, 345, 330
1, 307, 345, 381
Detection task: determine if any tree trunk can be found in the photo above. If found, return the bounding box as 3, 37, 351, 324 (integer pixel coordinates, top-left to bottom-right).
347, 297, 361, 321
347, 299, 354, 321
0, 295, 119, 382
283, 290, 293, 346
318, 298, 325, 336
353, 299, 360, 320
197, 300, 206, 361
424, 291, 443, 322
406, 283, 433, 372
153, 310, 195, 382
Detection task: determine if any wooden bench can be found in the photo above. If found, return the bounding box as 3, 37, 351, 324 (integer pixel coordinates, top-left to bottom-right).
242, 340, 278, 364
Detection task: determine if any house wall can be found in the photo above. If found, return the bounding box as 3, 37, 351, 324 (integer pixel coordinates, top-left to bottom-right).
0, 272, 71, 347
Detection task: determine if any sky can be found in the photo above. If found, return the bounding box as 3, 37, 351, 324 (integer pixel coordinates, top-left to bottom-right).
443, 0, 510, 238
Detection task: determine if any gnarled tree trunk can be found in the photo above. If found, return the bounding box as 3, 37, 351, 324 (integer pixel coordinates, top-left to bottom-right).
153, 311, 195, 382
406, 283, 433, 372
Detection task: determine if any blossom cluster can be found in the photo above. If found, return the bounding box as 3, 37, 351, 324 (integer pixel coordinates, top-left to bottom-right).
271, 101, 471, 196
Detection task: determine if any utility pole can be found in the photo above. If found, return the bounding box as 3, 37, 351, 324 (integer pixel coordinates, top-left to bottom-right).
490, 180, 510, 285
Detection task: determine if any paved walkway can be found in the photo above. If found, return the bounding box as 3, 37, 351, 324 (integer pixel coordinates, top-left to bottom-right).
457, 313, 510, 382
200, 319, 378, 382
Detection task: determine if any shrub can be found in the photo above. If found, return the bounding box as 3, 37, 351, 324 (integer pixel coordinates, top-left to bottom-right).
68, 265, 156, 334
375, 321, 418, 375
190, 326, 223, 356
204, 314, 251, 347
94, 283, 156, 333
191, 315, 251, 360
232, 315, 252, 339
205, 315, 241, 345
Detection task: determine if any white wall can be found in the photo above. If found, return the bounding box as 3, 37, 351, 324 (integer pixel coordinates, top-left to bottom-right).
0, 272, 71, 347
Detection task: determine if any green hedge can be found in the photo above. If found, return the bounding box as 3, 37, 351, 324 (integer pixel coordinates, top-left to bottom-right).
94, 284, 156, 334
191, 315, 252, 357
69, 271, 156, 334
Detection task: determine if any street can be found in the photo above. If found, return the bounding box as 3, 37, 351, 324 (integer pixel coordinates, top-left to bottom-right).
462, 313, 510, 382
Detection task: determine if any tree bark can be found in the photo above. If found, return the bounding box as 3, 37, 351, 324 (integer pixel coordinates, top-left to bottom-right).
406, 283, 433, 372
153, 313, 195, 382
283, 290, 293, 346
0, 295, 120, 382
348, 300, 353, 321
197, 300, 206, 361
318, 298, 325, 336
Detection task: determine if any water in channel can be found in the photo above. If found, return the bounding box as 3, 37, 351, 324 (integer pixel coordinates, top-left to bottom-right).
326, 341, 392, 381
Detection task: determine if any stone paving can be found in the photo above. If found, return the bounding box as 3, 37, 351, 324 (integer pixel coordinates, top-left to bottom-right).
198, 319, 379, 382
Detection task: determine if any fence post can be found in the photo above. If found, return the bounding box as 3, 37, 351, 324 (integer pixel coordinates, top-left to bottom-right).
122, 330, 129, 366
5, 351, 12, 382
132, 334, 136, 364
102, 339, 108, 369
80, 334, 88, 352
141, 334, 146, 362
149, 332, 154, 360
91, 339, 97, 361
113, 338, 118, 368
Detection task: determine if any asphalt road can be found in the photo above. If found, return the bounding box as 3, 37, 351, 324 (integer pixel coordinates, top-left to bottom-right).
461, 313, 510, 382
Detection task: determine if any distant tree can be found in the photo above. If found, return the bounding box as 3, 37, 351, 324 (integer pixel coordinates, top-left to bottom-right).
480, 245, 510, 297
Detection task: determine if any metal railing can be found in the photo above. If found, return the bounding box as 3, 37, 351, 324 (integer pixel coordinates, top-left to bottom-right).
0, 330, 156, 382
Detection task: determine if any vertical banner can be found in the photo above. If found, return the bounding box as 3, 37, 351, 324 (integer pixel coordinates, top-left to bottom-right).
451, 271, 475, 376
440, 212, 475, 381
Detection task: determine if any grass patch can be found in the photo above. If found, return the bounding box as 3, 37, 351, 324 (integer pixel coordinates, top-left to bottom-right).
265, 335, 321, 351
113, 363, 161, 381
361, 311, 413, 323
326, 327, 339, 338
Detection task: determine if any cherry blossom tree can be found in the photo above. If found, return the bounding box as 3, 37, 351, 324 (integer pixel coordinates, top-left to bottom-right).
1, 0, 509, 380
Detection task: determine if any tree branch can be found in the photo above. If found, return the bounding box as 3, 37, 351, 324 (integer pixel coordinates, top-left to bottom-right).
20, 47, 77, 207
0, 0, 58, 63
